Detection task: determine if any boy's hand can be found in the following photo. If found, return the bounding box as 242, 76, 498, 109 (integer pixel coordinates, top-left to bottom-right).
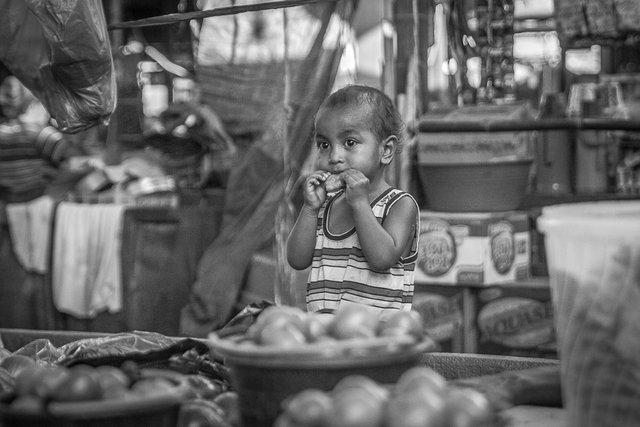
303, 170, 331, 210
341, 169, 370, 206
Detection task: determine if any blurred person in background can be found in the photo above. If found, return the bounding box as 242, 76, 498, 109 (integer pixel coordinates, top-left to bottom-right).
0, 74, 79, 204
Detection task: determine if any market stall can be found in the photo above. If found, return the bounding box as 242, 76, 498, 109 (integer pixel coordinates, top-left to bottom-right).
2, 0, 640, 426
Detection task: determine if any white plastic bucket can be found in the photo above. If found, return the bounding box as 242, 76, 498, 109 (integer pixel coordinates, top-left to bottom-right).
537, 201, 640, 427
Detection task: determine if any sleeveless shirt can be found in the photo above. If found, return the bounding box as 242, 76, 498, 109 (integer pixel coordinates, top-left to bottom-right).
306, 187, 420, 318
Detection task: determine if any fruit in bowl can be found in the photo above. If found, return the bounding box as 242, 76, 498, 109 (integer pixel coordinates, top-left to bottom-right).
239, 304, 428, 349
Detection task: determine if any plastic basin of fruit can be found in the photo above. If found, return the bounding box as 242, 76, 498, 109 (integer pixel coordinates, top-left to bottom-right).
417, 159, 533, 212
0, 369, 191, 427
207, 333, 437, 427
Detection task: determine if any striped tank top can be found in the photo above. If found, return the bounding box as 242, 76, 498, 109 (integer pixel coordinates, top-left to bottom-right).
306, 187, 420, 319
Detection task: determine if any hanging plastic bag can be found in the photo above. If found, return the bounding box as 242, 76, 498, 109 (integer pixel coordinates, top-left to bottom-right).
0, 0, 116, 133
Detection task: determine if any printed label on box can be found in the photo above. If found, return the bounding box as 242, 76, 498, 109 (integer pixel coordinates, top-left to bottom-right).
475, 284, 558, 358
415, 211, 531, 285
477, 297, 555, 349
416, 219, 457, 277
489, 222, 515, 274
412, 292, 463, 342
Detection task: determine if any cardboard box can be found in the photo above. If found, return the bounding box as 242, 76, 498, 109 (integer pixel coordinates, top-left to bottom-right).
415, 210, 531, 285
412, 284, 465, 352
474, 280, 557, 358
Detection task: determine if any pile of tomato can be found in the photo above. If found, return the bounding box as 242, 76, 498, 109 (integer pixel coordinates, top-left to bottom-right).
275, 367, 498, 427
245, 304, 425, 346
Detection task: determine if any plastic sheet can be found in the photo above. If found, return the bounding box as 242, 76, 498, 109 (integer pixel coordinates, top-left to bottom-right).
0, 0, 116, 133
0, 331, 228, 382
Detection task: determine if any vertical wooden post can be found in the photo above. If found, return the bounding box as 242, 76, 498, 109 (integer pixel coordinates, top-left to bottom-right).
382, 0, 396, 99
382, 0, 398, 187
105, 0, 123, 165
415, 0, 432, 115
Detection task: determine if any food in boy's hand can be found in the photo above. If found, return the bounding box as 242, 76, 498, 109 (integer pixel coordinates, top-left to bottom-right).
274, 368, 499, 427
323, 174, 344, 192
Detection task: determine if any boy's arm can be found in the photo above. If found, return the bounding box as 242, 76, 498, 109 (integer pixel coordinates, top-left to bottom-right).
287, 171, 331, 270
351, 196, 417, 271
286, 205, 320, 270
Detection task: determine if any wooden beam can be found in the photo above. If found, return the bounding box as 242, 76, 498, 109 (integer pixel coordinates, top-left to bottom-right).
108, 0, 338, 30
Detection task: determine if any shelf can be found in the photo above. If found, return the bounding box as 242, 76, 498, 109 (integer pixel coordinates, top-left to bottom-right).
522, 193, 640, 210
416, 117, 640, 133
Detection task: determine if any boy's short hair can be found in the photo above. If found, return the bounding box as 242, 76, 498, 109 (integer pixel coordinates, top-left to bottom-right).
317, 85, 406, 152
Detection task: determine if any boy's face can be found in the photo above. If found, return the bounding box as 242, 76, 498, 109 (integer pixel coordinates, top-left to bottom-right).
314, 104, 386, 179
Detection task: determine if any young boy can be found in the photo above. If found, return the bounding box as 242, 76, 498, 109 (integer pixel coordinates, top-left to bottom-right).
286, 85, 420, 319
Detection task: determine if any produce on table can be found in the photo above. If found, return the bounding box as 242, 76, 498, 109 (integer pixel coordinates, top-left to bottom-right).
275, 367, 498, 427
0, 359, 204, 415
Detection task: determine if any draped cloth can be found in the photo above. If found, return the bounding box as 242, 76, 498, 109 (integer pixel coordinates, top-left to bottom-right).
180, 0, 358, 337
5, 195, 55, 274
51, 202, 125, 319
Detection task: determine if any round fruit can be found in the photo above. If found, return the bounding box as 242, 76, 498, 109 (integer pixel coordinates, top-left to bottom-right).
29, 366, 70, 400
332, 375, 389, 404
52, 367, 103, 402
282, 388, 333, 427
13, 366, 47, 396
442, 387, 495, 427
246, 306, 305, 343
95, 366, 131, 399
395, 367, 447, 395
301, 313, 328, 342
325, 387, 385, 427
329, 304, 378, 340
95, 366, 130, 387
0, 354, 36, 377
258, 321, 307, 347
378, 310, 425, 341
386, 392, 446, 427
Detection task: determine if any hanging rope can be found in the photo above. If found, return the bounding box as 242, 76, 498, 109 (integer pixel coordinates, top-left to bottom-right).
108, 0, 338, 30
